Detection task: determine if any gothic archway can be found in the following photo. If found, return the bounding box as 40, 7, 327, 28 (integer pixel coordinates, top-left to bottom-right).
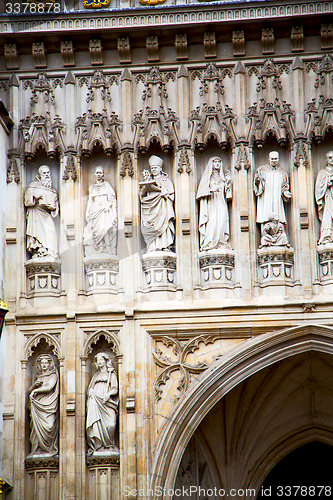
150, 325, 333, 499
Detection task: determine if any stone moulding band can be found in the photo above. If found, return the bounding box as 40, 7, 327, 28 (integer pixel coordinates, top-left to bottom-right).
0, 2, 331, 34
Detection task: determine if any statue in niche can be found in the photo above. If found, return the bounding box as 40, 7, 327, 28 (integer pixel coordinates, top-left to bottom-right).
24, 165, 59, 259
254, 151, 291, 247
28, 354, 59, 456
139, 155, 175, 253
315, 150, 333, 245
196, 156, 232, 251
83, 166, 117, 256
86, 352, 119, 455
259, 213, 290, 248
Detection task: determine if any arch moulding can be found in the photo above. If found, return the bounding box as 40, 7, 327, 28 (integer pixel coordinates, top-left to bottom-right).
150, 324, 333, 499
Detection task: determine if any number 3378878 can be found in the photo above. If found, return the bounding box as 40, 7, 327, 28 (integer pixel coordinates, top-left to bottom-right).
5, 3, 61, 13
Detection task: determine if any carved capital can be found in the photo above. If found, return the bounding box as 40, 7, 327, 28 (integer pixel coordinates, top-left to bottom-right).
4, 43, 19, 70
232, 30, 245, 57
32, 42, 47, 68
175, 34, 188, 60
290, 26, 304, 52
117, 37, 131, 64
204, 32, 216, 58
261, 28, 274, 55
320, 24, 333, 50
60, 40, 75, 67
89, 39, 103, 65
146, 36, 159, 62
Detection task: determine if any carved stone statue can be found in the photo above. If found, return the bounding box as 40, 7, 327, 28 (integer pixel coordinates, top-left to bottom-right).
254, 151, 291, 245
140, 155, 175, 253
24, 165, 59, 259
259, 213, 289, 248
28, 354, 59, 456
315, 151, 333, 244
196, 156, 232, 251
83, 166, 117, 255
86, 352, 119, 455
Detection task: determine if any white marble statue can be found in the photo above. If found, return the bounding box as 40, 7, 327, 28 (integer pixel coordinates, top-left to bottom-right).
140, 155, 175, 253
28, 354, 59, 456
315, 150, 333, 245
24, 165, 59, 259
86, 352, 119, 455
83, 166, 117, 255
259, 213, 289, 248
196, 156, 232, 251
254, 151, 291, 245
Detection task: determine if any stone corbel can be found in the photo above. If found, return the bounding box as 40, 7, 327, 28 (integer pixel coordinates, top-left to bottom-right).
320, 24, 333, 50
261, 28, 274, 54
89, 39, 103, 65
32, 42, 47, 68
290, 26, 304, 52
234, 144, 250, 171
7, 155, 20, 184
117, 37, 131, 64
177, 148, 191, 174
4, 43, 19, 70
120, 151, 134, 177
146, 36, 159, 62
232, 30, 245, 57
60, 40, 75, 67
63, 153, 77, 181
204, 32, 216, 58
175, 34, 188, 60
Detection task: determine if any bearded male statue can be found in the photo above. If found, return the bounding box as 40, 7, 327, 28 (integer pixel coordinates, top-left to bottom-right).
24, 165, 59, 259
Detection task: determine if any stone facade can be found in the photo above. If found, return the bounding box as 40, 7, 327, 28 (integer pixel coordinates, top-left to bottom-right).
1, 0, 333, 498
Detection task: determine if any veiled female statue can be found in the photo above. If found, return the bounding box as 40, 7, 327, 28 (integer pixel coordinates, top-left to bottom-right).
196, 157, 232, 251
28, 354, 59, 456
86, 352, 119, 454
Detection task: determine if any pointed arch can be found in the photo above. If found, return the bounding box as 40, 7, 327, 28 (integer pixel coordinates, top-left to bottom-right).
150, 324, 333, 499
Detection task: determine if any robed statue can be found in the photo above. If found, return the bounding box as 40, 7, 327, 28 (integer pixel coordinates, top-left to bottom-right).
315, 151, 333, 245
28, 354, 59, 456
196, 156, 232, 251
139, 155, 175, 253
254, 151, 291, 247
83, 166, 117, 255
24, 165, 59, 259
86, 352, 119, 454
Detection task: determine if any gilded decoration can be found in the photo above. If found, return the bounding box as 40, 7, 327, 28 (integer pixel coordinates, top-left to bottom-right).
83, 0, 111, 8
139, 0, 166, 5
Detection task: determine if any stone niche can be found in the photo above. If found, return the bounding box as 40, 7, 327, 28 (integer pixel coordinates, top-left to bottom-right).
24, 156, 62, 297
84, 336, 120, 500
82, 152, 119, 293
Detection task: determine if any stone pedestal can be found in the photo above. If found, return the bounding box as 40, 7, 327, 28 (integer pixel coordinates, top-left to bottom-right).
141, 251, 177, 290
25, 455, 59, 500
317, 243, 333, 282
86, 450, 120, 500
84, 255, 119, 293
25, 258, 61, 296
257, 246, 294, 285
199, 249, 235, 288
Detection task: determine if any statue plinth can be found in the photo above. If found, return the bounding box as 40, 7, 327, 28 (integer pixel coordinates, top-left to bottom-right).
84, 254, 119, 292
25, 258, 61, 296
141, 251, 177, 290
257, 245, 294, 285
317, 243, 333, 282
86, 449, 120, 500
199, 248, 235, 288
25, 454, 59, 500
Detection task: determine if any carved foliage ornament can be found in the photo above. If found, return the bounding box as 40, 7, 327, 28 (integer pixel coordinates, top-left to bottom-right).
83, 0, 111, 8
7, 157, 20, 183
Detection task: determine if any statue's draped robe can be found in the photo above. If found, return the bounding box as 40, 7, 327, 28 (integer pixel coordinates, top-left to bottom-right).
197, 162, 232, 251
29, 371, 59, 454
24, 179, 59, 257
86, 369, 119, 451
140, 175, 175, 251
315, 167, 333, 244
83, 181, 117, 253
254, 165, 289, 223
